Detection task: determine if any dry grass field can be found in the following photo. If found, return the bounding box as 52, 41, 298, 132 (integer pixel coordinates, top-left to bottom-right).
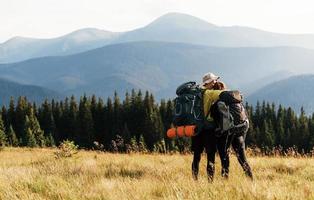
0, 148, 314, 200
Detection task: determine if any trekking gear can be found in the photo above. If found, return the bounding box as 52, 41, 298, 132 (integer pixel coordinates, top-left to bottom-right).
210, 90, 249, 137
171, 81, 205, 136
167, 125, 197, 138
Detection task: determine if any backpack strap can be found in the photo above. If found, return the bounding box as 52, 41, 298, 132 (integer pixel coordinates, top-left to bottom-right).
233, 119, 249, 128
200, 87, 207, 117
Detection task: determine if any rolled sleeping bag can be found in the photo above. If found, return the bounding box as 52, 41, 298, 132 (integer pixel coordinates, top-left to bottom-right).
167, 125, 197, 138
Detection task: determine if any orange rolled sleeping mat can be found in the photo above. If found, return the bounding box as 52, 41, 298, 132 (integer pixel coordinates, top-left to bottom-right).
166, 125, 196, 138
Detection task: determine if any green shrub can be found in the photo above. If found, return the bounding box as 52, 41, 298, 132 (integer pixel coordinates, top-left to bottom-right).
54, 140, 78, 159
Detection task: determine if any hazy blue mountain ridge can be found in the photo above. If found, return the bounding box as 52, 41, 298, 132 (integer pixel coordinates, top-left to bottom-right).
0, 28, 120, 63
0, 78, 63, 106
247, 75, 314, 114
2, 13, 314, 63
1, 41, 314, 100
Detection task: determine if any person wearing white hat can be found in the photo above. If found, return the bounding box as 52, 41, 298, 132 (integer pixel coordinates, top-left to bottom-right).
202, 72, 220, 87
201, 72, 221, 124
191, 72, 223, 181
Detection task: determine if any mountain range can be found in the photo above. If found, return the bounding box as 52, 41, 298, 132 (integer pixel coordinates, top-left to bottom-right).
2, 13, 314, 63
2, 41, 314, 99
1, 12, 314, 113
0, 28, 120, 63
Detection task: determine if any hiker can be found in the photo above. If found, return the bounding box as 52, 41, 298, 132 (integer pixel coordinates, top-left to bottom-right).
191, 72, 224, 181
212, 81, 253, 179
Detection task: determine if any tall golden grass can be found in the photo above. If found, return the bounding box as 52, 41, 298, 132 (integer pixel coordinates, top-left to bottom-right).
0, 148, 313, 200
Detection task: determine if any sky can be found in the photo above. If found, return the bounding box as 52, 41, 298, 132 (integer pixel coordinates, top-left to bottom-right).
1, 0, 314, 43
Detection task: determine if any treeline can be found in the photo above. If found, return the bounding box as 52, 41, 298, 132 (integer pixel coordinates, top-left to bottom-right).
0, 90, 314, 153
245, 102, 314, 153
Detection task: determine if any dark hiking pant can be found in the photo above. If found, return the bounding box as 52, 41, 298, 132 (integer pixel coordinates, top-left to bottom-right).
231, 134, 253, 179
216, 134, 230, 178
192, 130, 252, 181
219, 132, 253, 180
209, 132, 253, 180
191, 129, 216, 181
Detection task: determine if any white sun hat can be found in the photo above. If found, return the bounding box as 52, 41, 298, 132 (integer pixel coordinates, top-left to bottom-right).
202, 72, 220, 86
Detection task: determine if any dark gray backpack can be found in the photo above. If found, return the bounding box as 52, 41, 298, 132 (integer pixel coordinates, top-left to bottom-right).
173, 82, 205, 135
211, 90, 249, 137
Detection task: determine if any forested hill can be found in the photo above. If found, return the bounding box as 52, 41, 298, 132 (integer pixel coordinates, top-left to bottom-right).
0, 78, 63, 105
1, 92, 314, 154
247, 74, 314, 114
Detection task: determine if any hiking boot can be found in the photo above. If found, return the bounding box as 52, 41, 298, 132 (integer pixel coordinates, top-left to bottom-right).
243, 162, 253, 180
207, 161, 215, 182
221, 168, 229, 179
192, 163, 199, 181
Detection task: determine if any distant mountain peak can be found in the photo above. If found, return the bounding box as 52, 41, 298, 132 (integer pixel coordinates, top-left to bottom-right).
61, 28, 119, 42
146, 12, 217, 30
64, 28, 116, 37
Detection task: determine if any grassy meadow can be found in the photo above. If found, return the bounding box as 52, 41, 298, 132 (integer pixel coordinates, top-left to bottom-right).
0, 148, 313, 200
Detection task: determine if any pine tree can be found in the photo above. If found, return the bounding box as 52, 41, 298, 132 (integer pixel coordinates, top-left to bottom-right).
0, 115, 7, 146
276, 105, 285, 147
103, 97, 114, 148
142, 91, 163, 151
94, 97, 105, 143
69, 95, 78, 141
59, 97, 70, 140
25, 128, 37, 147
78, 95, 94, 147
298, 107, 310, 151
113, 91, 122, 136
134, 90, 144, 140
7, 125, 18, 146
253, 101, 261, 128
260, 120, 275, 150
90, 95, 97, 121
276, 119, 285, 147
39, 100, 56, 138
23, 116, 37, 147
7, 97, 15, 130
15, 96, 28, 141
285, 107, 296, 148
52, 101, 62, 144
29, 108, 45, 147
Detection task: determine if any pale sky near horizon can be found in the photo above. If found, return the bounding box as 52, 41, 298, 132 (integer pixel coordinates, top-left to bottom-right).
1, 0, 314, 43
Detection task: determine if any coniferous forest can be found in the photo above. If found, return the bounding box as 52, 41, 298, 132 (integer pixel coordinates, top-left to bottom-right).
1, 89, 314, 154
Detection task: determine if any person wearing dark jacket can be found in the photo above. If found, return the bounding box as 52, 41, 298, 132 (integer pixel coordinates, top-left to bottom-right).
191, 72, 223, 182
